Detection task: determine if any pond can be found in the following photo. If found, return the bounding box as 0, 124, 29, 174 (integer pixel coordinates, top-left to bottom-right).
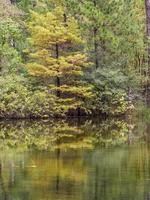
0, 113, 150, 200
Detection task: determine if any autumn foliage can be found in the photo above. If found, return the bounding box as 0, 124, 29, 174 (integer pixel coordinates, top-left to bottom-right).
26, 6, 93, 115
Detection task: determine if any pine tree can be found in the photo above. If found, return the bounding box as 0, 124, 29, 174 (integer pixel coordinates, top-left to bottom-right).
26, 5, 93, 115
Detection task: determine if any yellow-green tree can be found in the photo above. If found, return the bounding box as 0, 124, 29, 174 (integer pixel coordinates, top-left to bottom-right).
26, 5, 93, 115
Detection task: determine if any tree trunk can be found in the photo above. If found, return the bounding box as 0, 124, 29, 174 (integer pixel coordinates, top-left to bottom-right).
145, 0, 150, 66
145, 0, 150, 37
93, 0, 99, 69
10, 0, 16, 4
56, 44, 60, 97
94, 27, 99, 69
55, 14, 67, 98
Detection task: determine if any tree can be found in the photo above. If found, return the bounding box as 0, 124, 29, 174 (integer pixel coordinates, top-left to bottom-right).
65, 0, 104, 69
0, 0, 22, 74
0, 0, 22, 18
145, 0, 150, 67
65, 0, 145, 114
26, 5, 93, 115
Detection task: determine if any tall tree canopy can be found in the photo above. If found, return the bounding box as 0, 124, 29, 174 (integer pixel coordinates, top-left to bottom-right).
26, 5, 93, 114
0, 0, 148, 118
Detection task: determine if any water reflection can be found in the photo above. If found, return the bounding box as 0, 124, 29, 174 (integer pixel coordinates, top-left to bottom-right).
0, 145, 150, 199
0, 118, 139, 150
0, 117, 150, 199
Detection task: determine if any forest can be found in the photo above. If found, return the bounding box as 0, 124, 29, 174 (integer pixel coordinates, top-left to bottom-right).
0, 0, 147, 119
2, 1, 150, 200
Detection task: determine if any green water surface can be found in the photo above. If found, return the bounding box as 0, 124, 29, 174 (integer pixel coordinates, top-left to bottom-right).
0, 116, 150, 200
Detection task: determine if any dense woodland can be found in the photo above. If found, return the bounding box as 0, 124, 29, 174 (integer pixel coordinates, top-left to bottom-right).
0, 0, 148, 118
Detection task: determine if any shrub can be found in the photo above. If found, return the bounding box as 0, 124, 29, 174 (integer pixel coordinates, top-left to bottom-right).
0, 75, 57, 118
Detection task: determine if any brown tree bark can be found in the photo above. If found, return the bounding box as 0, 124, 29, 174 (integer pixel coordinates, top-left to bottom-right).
145, 0, 150, 103
93, 0, 99, 69
145, 0, 150, 66
10, 0, 16, 4
94, 27, 99, 69
56, 44, 60, 97
145, 0, 150, 36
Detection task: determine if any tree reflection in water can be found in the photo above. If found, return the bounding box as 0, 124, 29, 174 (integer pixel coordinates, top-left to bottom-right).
0, 117, 149, 200
0, 117, 142, 150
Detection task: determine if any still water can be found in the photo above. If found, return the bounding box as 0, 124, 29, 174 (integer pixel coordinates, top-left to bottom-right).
0, 116, 150, 200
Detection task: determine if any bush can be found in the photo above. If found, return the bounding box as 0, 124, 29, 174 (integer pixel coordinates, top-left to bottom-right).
90, 68, 129, 115
0, 75, 57, 118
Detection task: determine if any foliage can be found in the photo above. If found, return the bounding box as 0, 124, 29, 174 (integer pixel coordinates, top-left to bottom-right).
25, 5, 93, 115
64, 0, 146, 114
0, 0, 147, 117
0, 75, 58, 118
0, 0, 24, 75
89, 69, 130, 115
0, 118, 133, 150
0, 19, 22, 74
